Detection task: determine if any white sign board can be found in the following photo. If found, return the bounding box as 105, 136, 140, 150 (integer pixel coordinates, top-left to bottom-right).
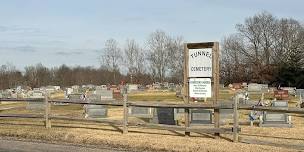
188, 48, 212, 77
189, 78, 211, 98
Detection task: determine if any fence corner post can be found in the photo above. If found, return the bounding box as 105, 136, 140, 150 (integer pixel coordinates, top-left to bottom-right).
233, 94, 239, 142
45, 93, 51, 129
123, 93, 128, 134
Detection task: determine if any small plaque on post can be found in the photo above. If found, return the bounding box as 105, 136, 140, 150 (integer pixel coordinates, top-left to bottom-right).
189, 78, 212, 98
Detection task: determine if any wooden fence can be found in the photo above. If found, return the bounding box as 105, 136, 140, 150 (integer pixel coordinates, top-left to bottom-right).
1, 93, 304, 143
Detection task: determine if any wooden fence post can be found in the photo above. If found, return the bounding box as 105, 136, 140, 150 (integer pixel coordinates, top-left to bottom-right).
123, 93, 128, 134
213, 42, 220, 139
184, 43, 191, 136
45, 93, 51, 128
233, 94, 239, 142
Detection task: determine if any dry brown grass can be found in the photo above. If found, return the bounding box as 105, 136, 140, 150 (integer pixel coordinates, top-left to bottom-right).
0, 119, 298, 152
0, 90, 303, 151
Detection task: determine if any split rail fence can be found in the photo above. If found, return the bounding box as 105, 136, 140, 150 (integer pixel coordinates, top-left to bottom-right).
1, 93, 304, 142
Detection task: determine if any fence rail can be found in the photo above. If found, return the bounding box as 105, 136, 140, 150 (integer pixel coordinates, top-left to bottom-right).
1, 95, 304, 142
0, 98, 43, 102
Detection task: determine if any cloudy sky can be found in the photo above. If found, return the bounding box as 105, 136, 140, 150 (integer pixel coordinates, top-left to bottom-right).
0, 0, 303, 70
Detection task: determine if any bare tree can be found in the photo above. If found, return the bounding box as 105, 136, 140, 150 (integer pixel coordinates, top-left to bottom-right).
124, 39, 146, 83
221, 34, 249, 83
274, 18, 304, 67
167, 36, 184, 83
147, 30, 171, 83
101, 39, 122, 84
222, 11, 304, 85
235, 12, 278, 82
0, 63, 23, 89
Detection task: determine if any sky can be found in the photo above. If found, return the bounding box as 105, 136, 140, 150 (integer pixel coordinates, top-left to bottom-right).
0, 0, 303, 70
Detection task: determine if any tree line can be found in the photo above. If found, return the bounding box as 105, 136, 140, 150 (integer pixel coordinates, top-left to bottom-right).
0, 63, 125, 89
0, 12, 303, 89
0, 30, 184, 89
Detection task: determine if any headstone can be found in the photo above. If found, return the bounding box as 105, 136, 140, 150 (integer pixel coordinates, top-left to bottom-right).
296, 89, 304, 97
138, 85, 146, 91
27, 91, 45, 110
263, 113, 287, 123
32, 91, 43, 97
33, 88, 40, 91
11, 93, 17, 98
95, 90, 113, 99
66, 88, 73, 95
68, 94, 83, 100
1, 91, 11, 98
261, 84, 269, 91
54, 86, 61, 90
274, 90, 289, 100
168, 83, 175, 91
281, 87, 296, 96
248, 83, 262, 92
220, 109, 233, 124
17, 92, 26, 98
82, 84, 95, 89
84, 94, 108, 118
175, 85, 182, 98
85, 104, 108, 118
232, 83, 242, 89
174, 108, 185, 120
112, 88, 121, 95
260, 101, 292, 127
71, 85, 80, 93
190, 109, 213, 125
153, 82, 161, 89
128, 84, 138, 93
151, 108, 176, 125
129, 106, 153, 118
237, 93, 247, 104
96, 85, 107, 90
242, 82, 248, 88
45, 86, 56, 94
272, 100, 288, 107
87, 94, 101, 101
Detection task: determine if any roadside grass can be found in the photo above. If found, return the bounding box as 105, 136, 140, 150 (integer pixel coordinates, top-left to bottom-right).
0, 118, 298, 152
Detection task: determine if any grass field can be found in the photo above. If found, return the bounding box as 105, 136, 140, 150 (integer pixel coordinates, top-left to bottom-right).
0, 90, 303, 151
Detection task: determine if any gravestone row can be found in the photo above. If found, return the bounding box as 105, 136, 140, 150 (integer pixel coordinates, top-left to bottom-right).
130, 107, 215, 126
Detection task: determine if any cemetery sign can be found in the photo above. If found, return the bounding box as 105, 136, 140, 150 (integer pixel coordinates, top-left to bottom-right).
183, 42, 220, 136
188, 48, 212, 77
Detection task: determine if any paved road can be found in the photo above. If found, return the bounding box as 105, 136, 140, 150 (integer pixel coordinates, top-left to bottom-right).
0, 139, 125, 152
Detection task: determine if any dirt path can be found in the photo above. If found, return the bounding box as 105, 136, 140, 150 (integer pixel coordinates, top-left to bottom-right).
0, 138, 128, 152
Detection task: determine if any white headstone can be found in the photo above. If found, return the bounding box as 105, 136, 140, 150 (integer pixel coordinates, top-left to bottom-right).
95, 90, 113, 99
248, 83, 262, 92
128, 84, 138, 93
